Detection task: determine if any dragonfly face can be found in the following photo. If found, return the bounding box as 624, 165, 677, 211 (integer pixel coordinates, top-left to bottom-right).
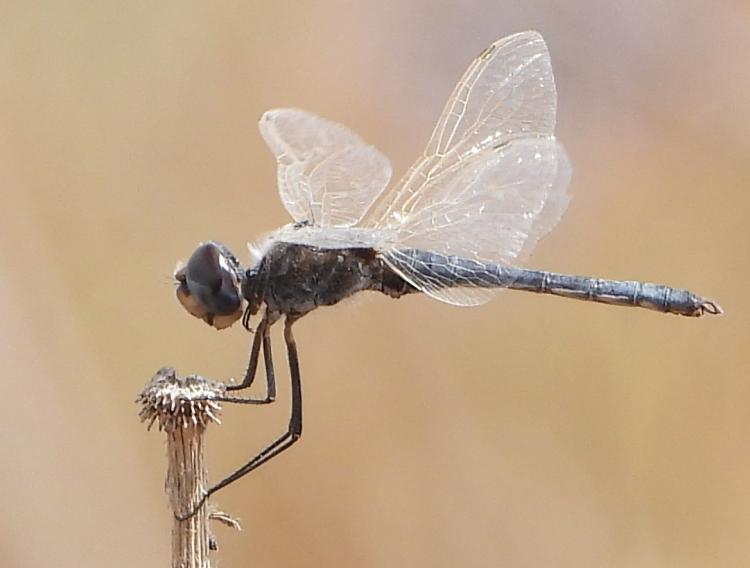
175, 241, 245, 330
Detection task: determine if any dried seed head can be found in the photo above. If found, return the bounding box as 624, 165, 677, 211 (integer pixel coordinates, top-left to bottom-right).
137, 367, 226, 431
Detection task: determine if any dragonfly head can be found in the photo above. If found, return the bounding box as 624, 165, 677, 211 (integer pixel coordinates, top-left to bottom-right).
174, 241, 245, 330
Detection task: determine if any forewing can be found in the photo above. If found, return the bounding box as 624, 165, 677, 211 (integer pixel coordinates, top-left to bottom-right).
365, 31, 570, 306
369, 31, 557, 226
259, 108, 392, 227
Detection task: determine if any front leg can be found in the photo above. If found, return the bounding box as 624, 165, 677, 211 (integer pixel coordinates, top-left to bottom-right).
222, 314, 275, 404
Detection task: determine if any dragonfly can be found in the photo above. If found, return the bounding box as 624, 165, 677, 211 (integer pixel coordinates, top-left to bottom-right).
173, 30, 721, 516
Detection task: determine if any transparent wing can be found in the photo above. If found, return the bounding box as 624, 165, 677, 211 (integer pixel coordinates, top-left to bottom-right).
364, 31, 571, 306
382, 138, 571, 305
259, 108, 392, 227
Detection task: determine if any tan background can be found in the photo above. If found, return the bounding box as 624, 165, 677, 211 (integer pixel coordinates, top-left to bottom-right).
1, 2, 747, 567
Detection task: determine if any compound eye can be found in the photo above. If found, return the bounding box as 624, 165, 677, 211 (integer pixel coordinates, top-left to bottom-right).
174, 242, 244, 331
186, 243, 225, 293
185, 243, 242, 316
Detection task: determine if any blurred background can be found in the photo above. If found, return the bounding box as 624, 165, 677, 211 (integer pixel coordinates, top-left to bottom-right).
1, 2, 747, 567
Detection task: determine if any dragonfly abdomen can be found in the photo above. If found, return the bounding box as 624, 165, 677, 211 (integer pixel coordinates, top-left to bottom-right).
504, 269, 721, 317
397, 250, 721, 317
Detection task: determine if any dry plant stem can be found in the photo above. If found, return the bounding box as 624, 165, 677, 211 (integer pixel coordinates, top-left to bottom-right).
138, 367, 236, 568
168, 415, 210, 567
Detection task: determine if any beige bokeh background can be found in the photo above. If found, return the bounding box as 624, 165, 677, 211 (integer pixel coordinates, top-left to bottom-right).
1, 2, 748, 567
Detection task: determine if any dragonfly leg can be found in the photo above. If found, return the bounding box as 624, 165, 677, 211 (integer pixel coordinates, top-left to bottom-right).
263, 326, 277, 400
226, 317, 265, 392
224, 314, 276, 403
175, 317, 303, 520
